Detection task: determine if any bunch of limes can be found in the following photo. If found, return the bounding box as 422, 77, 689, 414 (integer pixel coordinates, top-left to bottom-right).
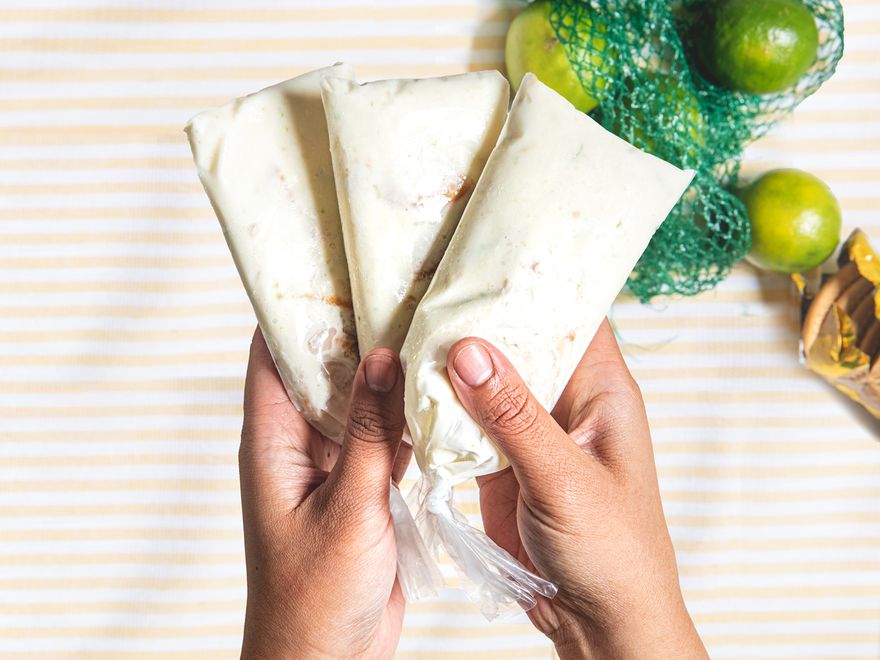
505, 0, 840, 275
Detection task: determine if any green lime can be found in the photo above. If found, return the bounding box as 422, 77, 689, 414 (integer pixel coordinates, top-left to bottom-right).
737, 169, 841, 273
504, 0, 611, 113
696, 0, 819, 94
619, 75, 707, 165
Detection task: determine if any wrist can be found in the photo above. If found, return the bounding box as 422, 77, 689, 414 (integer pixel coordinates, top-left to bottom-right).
242, 622, 344, 660
551, 596, 706, 660
241, 598, 338, 660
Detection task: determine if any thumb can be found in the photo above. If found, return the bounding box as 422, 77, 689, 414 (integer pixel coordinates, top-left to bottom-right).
326, 349, 405, 509
447, 338, 585, 503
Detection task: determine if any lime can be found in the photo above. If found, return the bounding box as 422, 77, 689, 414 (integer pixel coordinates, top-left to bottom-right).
737, 169, 841, 273
695, 0, 819, 94
618, 75, 707, 166
505, 0, 611, 113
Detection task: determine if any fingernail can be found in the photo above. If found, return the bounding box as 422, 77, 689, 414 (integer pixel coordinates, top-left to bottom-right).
453, 343, 494, 387
364, 354, 397, 393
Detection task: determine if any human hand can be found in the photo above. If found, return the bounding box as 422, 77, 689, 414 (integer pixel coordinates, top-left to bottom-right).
238, 329, 412, 659
446, 320, 706, 659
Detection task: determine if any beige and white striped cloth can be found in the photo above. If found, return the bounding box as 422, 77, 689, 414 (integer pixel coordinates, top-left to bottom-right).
1, 1, 879, 658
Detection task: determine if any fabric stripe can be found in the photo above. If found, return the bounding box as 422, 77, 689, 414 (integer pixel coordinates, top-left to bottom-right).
1, 0, 879, 658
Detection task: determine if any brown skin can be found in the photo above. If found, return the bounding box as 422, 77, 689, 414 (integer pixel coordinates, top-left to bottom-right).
239, 321, 706, 659
239, 329, 411, 659
448, 320, 707, 659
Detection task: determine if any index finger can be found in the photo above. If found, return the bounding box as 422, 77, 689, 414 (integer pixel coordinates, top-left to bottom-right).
551, 319, 638, 429
243, 327, 288, 411
242, 326, 315, 450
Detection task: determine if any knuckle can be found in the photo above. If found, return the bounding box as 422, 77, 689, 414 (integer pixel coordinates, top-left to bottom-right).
574, 376, 642, 433
484, 383, 542, 437
579, 395, 620, 441
241, 401, 301, 443
237, 435, 252, 468
346, 401, 398, 444
622, 373, 645, 405
238, 422, 269, 466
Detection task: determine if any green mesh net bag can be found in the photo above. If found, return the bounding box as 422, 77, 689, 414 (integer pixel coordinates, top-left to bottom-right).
548, 0, 845, 301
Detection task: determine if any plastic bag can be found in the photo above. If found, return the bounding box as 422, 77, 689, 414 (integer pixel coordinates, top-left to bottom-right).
186, 63, 358, 439
320, 70, 514, 604
186, 64, 440, 603
400, 75, 693, 616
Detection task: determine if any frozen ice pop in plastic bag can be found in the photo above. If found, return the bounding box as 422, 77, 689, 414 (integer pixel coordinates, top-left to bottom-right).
186, 63, 358, 439
400, 74, 695, 618
185, 64, 437, 602
321, 71, 510, 352
321, 70, 509, 601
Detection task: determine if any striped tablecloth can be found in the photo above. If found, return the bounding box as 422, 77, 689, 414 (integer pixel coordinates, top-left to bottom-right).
2, 1, 879, 658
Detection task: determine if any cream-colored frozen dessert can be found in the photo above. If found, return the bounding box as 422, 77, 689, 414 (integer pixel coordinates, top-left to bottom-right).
403, 73, 694, 485
186, 63, 358, 440
400, 74, 694, 615
187, 64, 441, 603
321, 71, 510, 353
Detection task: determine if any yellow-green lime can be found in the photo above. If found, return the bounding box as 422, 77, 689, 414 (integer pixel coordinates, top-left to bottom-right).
696, 0, 819, 94
737, 169, 841, 273
619, 74, 707, 165
505, 0, 611, 113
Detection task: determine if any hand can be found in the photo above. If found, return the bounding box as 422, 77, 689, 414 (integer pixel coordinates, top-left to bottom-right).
239, 329, 412, 659
446, 320, 707, 659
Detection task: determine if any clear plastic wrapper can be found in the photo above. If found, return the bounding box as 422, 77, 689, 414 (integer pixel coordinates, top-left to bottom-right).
400, 74, 695, 617
409, 478, 556, 619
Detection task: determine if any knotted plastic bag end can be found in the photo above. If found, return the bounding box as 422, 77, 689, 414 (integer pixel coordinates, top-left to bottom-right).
412, 474, 558, 620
